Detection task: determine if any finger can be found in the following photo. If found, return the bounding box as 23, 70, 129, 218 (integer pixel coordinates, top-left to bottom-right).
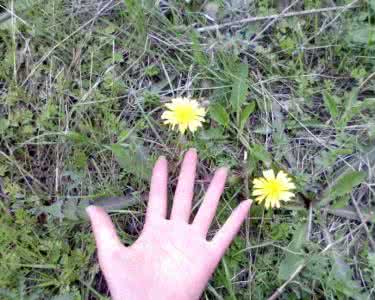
211, 200, 252, 258
146, 156, 168, 223
86, 205, 122, 254
192, 167, 228, 237
170, 148, 197, 222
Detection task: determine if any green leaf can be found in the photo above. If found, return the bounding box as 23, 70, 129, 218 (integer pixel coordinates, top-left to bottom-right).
221, 258, 237, 300
39, 201, 64, 220
338, 89, 359, 128
318, 149, 373, 207
123, 0, 146, 35
191, 31, 208, 66
65, 131, 90, 144
111, 143, 152, 181
62, 199, 80, 221
278, 253, 304, 281
250, 143, 272, 166
0, 119, 9, 134
199, 127, 227, 140
51, 293, 77, 300
328, 171, 366, 198
278, 223, 307, 281
230, 63, 249, 124
328, 256, 368, 300
210, 104, 230, 127
346, 23, 375, 46
331, 194, 351, 209
289, 222, 307, 251
323, 92, 338, 120
368, 252, 375, 270
239, 102, 256, 130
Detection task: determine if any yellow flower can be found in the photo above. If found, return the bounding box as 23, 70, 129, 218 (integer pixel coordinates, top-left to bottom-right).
252, 169, 295, 209
161, 97, 205, 134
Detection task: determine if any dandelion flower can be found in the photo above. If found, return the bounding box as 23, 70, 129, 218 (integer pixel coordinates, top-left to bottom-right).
161, 97, 205, 134
252, 169, 295, 209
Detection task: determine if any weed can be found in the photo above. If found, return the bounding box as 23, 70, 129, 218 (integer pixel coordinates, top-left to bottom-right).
0, 0, 374, 299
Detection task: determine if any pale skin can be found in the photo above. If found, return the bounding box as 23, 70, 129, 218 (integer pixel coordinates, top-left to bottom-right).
86, 149, 252, 300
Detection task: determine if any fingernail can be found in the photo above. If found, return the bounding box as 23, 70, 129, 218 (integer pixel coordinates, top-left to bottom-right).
245, 199, 253, 206
218, 167, 229, 174
188, 148, 197, 155
85, 205, 96, 216
157, 156, 167, 164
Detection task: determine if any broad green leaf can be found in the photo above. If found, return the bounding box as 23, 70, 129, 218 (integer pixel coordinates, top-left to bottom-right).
250, 143, 272, 166
65, 131, 90, 144
318, 146, 374, 208
51, 293, 77, 300
39, 201, 64, 220
230, 63, 249, 123
338, 89, 359, 128
0, 119, 9, 134
289, 222, 307, 251
0, 13, 10, 26
346, 23, 375, 46
221, 258, 237, 300
278, 222, 307, 280
239, 102, 256, 130
323, 92, 338, 120
368, 252, 375, 270
331, 195, 351, 209
210, 104, 230, 127
278, 253, 304, 281
359, 98, 375, 111
191, 31, 208, 66
328, 256, 368, 300
62, 199, 80, 221
0, 0, 34, 28
111, 143, 152, 181
199, 127, 227, 140
90, 196, 141, 211
328, 171, 366, 198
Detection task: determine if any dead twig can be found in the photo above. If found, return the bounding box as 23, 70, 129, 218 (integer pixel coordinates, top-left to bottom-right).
303, 0, 361, 45
250, 0, 300, 42
359, 72, 375, 91
351, 192, 375, 251
324, 206, 375, 223
21, 0, 115, 86
267, 264, 305, 300
307, 201, 313, 241
268, 200, 313, 300
197, 4, 360, 33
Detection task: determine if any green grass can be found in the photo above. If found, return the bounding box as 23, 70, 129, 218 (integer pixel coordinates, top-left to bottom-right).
1, 0, 375, 299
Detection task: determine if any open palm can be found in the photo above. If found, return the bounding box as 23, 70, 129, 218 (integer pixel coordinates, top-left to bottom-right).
87, 149, 251, 300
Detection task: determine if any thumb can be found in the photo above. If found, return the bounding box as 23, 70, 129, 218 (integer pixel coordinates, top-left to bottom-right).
86, 205, 122, 253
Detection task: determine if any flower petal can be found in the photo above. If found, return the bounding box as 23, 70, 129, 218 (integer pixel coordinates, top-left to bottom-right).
262, 169, 275, 181
253, 178, 266, 188
252, 189, 267, 196
279, 191, 295, 201
162, 97, 205, 134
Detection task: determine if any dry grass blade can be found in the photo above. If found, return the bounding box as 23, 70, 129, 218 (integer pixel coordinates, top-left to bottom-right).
351, 192, 375, 250
197, 4, 361, 33
250, 0, 300, 43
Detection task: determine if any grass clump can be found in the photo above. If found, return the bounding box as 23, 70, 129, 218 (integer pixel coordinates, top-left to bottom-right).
1, 0, 375, 299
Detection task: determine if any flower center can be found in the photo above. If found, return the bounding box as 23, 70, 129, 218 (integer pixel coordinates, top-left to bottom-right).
265, 180, 282, 197
175, 106, 195, 123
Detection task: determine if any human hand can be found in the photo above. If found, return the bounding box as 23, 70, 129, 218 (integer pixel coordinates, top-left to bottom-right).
86, 149, 251, 300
